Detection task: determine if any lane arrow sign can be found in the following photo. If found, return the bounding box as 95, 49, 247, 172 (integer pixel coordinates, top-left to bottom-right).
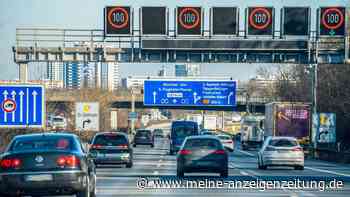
19, 91, 24, 122
227, 92, 234, 105
11, 91, 16, 122
153, 91, 157, 104
32, 90, 38, 122
2, 90, 8, 122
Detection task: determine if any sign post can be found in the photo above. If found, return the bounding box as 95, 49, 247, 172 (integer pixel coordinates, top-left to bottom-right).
0, 85, 45, 128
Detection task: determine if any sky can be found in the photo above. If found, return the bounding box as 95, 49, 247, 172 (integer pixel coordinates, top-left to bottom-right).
0, 0, 348, 81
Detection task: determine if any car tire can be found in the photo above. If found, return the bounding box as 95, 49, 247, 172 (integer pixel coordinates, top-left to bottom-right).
133, 144, 136, 147
76, 176, 90, 197
169, 149, 174, 155
151, 144, 154, 148
126, 162, 133, 168
177, 169, 184, 177
295, 166, 304, 170
220, 169, 228, 178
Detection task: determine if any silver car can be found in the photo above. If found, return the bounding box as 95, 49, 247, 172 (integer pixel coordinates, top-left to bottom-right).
257, 136, 304, 170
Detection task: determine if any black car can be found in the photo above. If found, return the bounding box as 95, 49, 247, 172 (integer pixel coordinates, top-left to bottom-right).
89, 132, 133, 168
0, 133, 96, 197
177, 135, 228, 177
133, 129, 154, 148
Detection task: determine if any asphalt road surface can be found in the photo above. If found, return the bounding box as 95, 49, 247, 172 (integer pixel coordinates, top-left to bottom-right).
40, 137, 350, 197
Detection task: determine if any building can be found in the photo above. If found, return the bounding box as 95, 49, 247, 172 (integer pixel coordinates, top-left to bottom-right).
96, 62, 120, 91
157, 66, 167, 77
46, 62, 63, 81
175, 64, 200, 77
63, 62, 82, 89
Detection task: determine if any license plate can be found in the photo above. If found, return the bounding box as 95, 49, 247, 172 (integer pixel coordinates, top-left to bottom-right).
25, 174, 53, 181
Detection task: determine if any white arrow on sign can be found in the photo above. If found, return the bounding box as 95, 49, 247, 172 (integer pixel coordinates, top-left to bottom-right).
227, 92, 234, 105
173, 99, 177, 104
11, 91, 16, 122
2, 90, 8, 122
19, 91, 24, 122
32, 90, 38, 122
153, 91, 157, 104
193, 92, 201, 104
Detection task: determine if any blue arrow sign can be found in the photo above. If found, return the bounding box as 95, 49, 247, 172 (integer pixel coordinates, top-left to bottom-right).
144, 80, 236, 107
0, 85, 45, 128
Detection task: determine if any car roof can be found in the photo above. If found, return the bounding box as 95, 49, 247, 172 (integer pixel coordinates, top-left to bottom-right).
13, 132, 77, 140
94, 132, 128, 137
185, 135, 220, 140
267, 136, 298, 141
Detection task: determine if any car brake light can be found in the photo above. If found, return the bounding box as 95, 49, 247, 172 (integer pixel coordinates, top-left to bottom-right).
57, 155, 80, 167
179, 150, 192, 155
0, 158, 22, 169
117, 144, 128, 148
213, 150, 226, 154
92, 144, 102, 149
292, 147, 303, 152
226, 141, 233, 144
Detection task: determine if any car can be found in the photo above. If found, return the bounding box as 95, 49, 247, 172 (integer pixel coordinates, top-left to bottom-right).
48, 115, 67, 129
89, 132, 133, 168
133, 129, 154, 148
176, 135, 228, 177
216, 134, 234, 152
169, 121, 199, 155
0, 133, 96, 197
257, 136, 304, 170
154, 129, 165, 138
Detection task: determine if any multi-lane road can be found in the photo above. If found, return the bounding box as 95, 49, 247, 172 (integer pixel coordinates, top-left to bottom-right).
92, 137, 350, 197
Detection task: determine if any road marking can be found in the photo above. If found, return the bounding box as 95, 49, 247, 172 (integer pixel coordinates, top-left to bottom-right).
305, 166, 350, 177
237, 149, 255, 157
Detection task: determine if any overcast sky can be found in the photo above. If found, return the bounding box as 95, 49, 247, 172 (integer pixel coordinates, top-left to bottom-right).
0, 0, 347, 81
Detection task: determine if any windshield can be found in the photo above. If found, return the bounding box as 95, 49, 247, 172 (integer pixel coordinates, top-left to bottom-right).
173, 125, 195, 138
184, 139, 221, 150
269, 139, 298, 147
136, 130, 151, 137
218, 135, 231, 140
93, 134, 128, 146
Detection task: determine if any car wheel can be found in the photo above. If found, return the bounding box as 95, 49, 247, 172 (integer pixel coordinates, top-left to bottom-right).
76, 176, 90, 197
220, 169, 228, 178
295, 166, 304, 170
177, 169, 184, 177
126, 162, 133, 168
169, 150, 174, 155
133, 144, 136, 147
151, 144, 154, 148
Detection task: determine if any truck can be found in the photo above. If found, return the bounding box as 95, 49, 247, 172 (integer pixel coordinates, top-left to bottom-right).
240, 115, 265, 150
264, 102, 311, 146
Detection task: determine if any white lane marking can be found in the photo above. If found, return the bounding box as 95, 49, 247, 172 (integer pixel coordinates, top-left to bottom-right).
237, 149, 255, 157
305, 166, 350, 177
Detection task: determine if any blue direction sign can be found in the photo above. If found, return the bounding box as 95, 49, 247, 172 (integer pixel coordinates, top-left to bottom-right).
0, 85, 45, 128
144, 80, 236, 107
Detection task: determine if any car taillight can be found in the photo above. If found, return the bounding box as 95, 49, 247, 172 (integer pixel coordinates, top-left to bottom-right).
0, 158, 22, 169
292, 147, 303, 152
117, 144, 128, 148
179, 150, 192, 155
56, 155, 80, 167
226, 141, 233, 144
213, 150, 226, 154
92, 144, 102, 149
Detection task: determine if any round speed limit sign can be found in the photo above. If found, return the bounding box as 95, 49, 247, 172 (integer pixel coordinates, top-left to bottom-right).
2, 99, 16, 113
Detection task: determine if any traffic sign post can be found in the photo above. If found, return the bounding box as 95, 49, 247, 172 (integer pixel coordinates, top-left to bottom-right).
0, 85, 45, 128
144, 80, 237, 107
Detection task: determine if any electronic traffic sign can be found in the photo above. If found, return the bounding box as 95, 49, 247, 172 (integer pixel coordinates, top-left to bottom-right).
248, 7, 273, 36
0, 85, 45, 128
177, 7, 202, 35
141, 7, 166, 35
283, 7, 310, 36
320, 7, 345, 36
144, 80, 236, 107
212, 7, 238, 35
105, 6, 131, 35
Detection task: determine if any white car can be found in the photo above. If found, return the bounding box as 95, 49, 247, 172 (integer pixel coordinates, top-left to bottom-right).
216, 134, 234, 152
258, 136, 304, 170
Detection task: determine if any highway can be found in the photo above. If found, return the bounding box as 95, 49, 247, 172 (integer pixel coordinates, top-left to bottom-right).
91, 137, 350, 197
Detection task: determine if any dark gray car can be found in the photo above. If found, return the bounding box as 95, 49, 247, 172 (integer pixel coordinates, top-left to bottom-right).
133, 129, 154, 148
176, 136, 228, 177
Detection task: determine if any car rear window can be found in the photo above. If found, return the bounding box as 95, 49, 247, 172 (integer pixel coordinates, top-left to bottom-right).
93, 134, 128, 146
184, 139, 221, 150
218, 135, 231, 140
173, 125, 196, 138
269, 139, 298, 147
10, 137, 74, 151
136, 130, 151, 137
